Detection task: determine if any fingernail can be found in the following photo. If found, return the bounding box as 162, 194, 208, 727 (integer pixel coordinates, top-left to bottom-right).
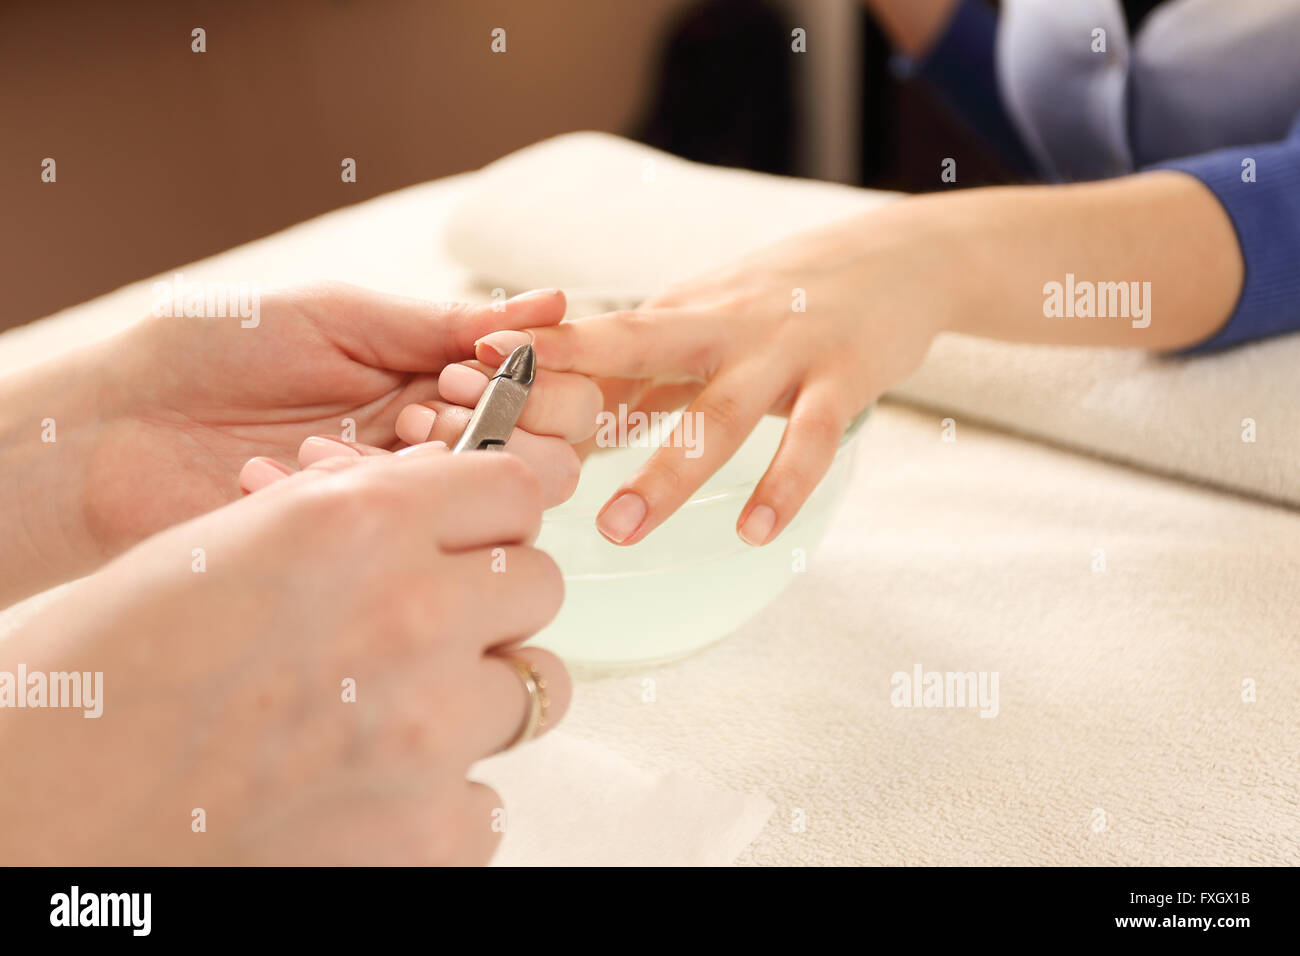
597, 492, 647, 544
239, 456, 293, 493
738, 505, 777, 546
395, 404, 438, 445
298, 436, 359, 467
508, 288, 560, 302
475, 330, 532, 363
438, 362, 489, 398
396, 440, 448, 457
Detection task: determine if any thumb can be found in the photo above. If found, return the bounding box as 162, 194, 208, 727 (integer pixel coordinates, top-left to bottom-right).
320, 283, 567, 373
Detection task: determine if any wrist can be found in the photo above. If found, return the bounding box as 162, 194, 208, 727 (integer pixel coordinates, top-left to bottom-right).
857, 194, 981, 339
0, 345, 124, 605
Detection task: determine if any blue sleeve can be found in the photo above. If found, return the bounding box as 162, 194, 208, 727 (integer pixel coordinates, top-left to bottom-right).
909, 0, 1037, 177
1153, 115, 1300, 352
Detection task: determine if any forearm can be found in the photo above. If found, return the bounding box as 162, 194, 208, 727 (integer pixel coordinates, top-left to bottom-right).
875, 171, 1243, 350
0, 348, 119, 606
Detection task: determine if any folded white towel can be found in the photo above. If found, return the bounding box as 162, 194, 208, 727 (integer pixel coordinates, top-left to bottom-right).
444, 131, 1300, 508
443, 131, 892, 300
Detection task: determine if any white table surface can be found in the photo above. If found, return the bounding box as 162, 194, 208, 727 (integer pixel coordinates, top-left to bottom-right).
4, 174, 1297, 865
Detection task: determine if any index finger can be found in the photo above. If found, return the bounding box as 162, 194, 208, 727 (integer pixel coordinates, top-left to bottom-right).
594, 360, 787, 546
435, 361, 601, 444
476, 307, 718, 380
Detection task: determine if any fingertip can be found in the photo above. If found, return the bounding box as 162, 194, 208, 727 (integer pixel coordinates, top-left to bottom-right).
737, 503, 778, 547
437, 362, 490, 404
509, 287, 566, 324
298, 435, 361, 467
395, 404, 438, 445
475, 329, 533, 366
239, 456, 293, 493
395, 439, 448, 458
596, 491, 648, 545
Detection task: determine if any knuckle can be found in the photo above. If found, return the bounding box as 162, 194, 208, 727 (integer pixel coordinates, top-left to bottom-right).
529, 549, 566, 621
390, 566, 451, 620
554, 443, 581, 503
609, 309, 651, 335
693, 390, 746, 437
494, 453, 544, 512
533, 327, 570, 369
790, 408, 845, 448
428, 299, 473, 327
286, 477, 351, 527
646, 455, 689, 496
682, 338, 717, 382
764, 462, 817, 508
293, 473, 404, 552
575, 382, 604, 441
352, 478, 407, 527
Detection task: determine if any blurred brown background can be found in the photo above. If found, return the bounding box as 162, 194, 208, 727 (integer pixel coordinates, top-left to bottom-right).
1, 0, 1006, 332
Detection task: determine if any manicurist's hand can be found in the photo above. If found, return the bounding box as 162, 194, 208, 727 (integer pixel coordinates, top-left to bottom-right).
0, 443, 570, 865
0, 283, 600, 606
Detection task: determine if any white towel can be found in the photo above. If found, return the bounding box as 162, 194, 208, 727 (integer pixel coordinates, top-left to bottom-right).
8, 156, 1296, 865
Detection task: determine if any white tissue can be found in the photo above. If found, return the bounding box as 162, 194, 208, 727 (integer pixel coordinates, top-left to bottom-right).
474, 731, 775, 867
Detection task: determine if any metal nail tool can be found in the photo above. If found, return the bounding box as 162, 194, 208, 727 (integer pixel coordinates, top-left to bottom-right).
451, 344, 536, 453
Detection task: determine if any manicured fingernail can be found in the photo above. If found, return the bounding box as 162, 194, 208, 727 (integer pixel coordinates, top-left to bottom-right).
438, 362, 489, 402
509, 288, 560, 302
597, 492, 647, 544
395, 404, 438, 445
396, 440, 448, 457
738, 505, 777, 546
298, 436, 359, 467
475, 330, 532, 363
239, 456, 293, 493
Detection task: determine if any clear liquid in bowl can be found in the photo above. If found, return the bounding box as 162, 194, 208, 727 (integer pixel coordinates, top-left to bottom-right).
530, 412, 864, 669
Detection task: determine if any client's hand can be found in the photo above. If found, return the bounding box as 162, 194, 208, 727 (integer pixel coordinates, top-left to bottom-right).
472, 217, 948, 547
466, 172, 1240, 548
0, 443, 569, 865
0, 282, 600, 604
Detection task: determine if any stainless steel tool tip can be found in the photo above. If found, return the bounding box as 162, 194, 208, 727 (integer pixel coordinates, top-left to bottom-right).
498, 343, 536, 386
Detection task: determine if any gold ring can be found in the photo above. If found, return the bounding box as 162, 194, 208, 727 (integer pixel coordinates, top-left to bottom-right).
502, 655, 548, 751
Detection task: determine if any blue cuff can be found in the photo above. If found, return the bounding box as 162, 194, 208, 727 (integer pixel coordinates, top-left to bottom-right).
912, 0, 1037, 177
1154, 115, 1300, 352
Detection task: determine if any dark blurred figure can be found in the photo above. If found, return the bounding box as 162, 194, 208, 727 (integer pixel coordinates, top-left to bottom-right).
634, 0, 797, 176
634, 0, 1183, 191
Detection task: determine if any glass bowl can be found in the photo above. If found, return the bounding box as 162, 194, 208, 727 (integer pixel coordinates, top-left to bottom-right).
530, 409, 868, 669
